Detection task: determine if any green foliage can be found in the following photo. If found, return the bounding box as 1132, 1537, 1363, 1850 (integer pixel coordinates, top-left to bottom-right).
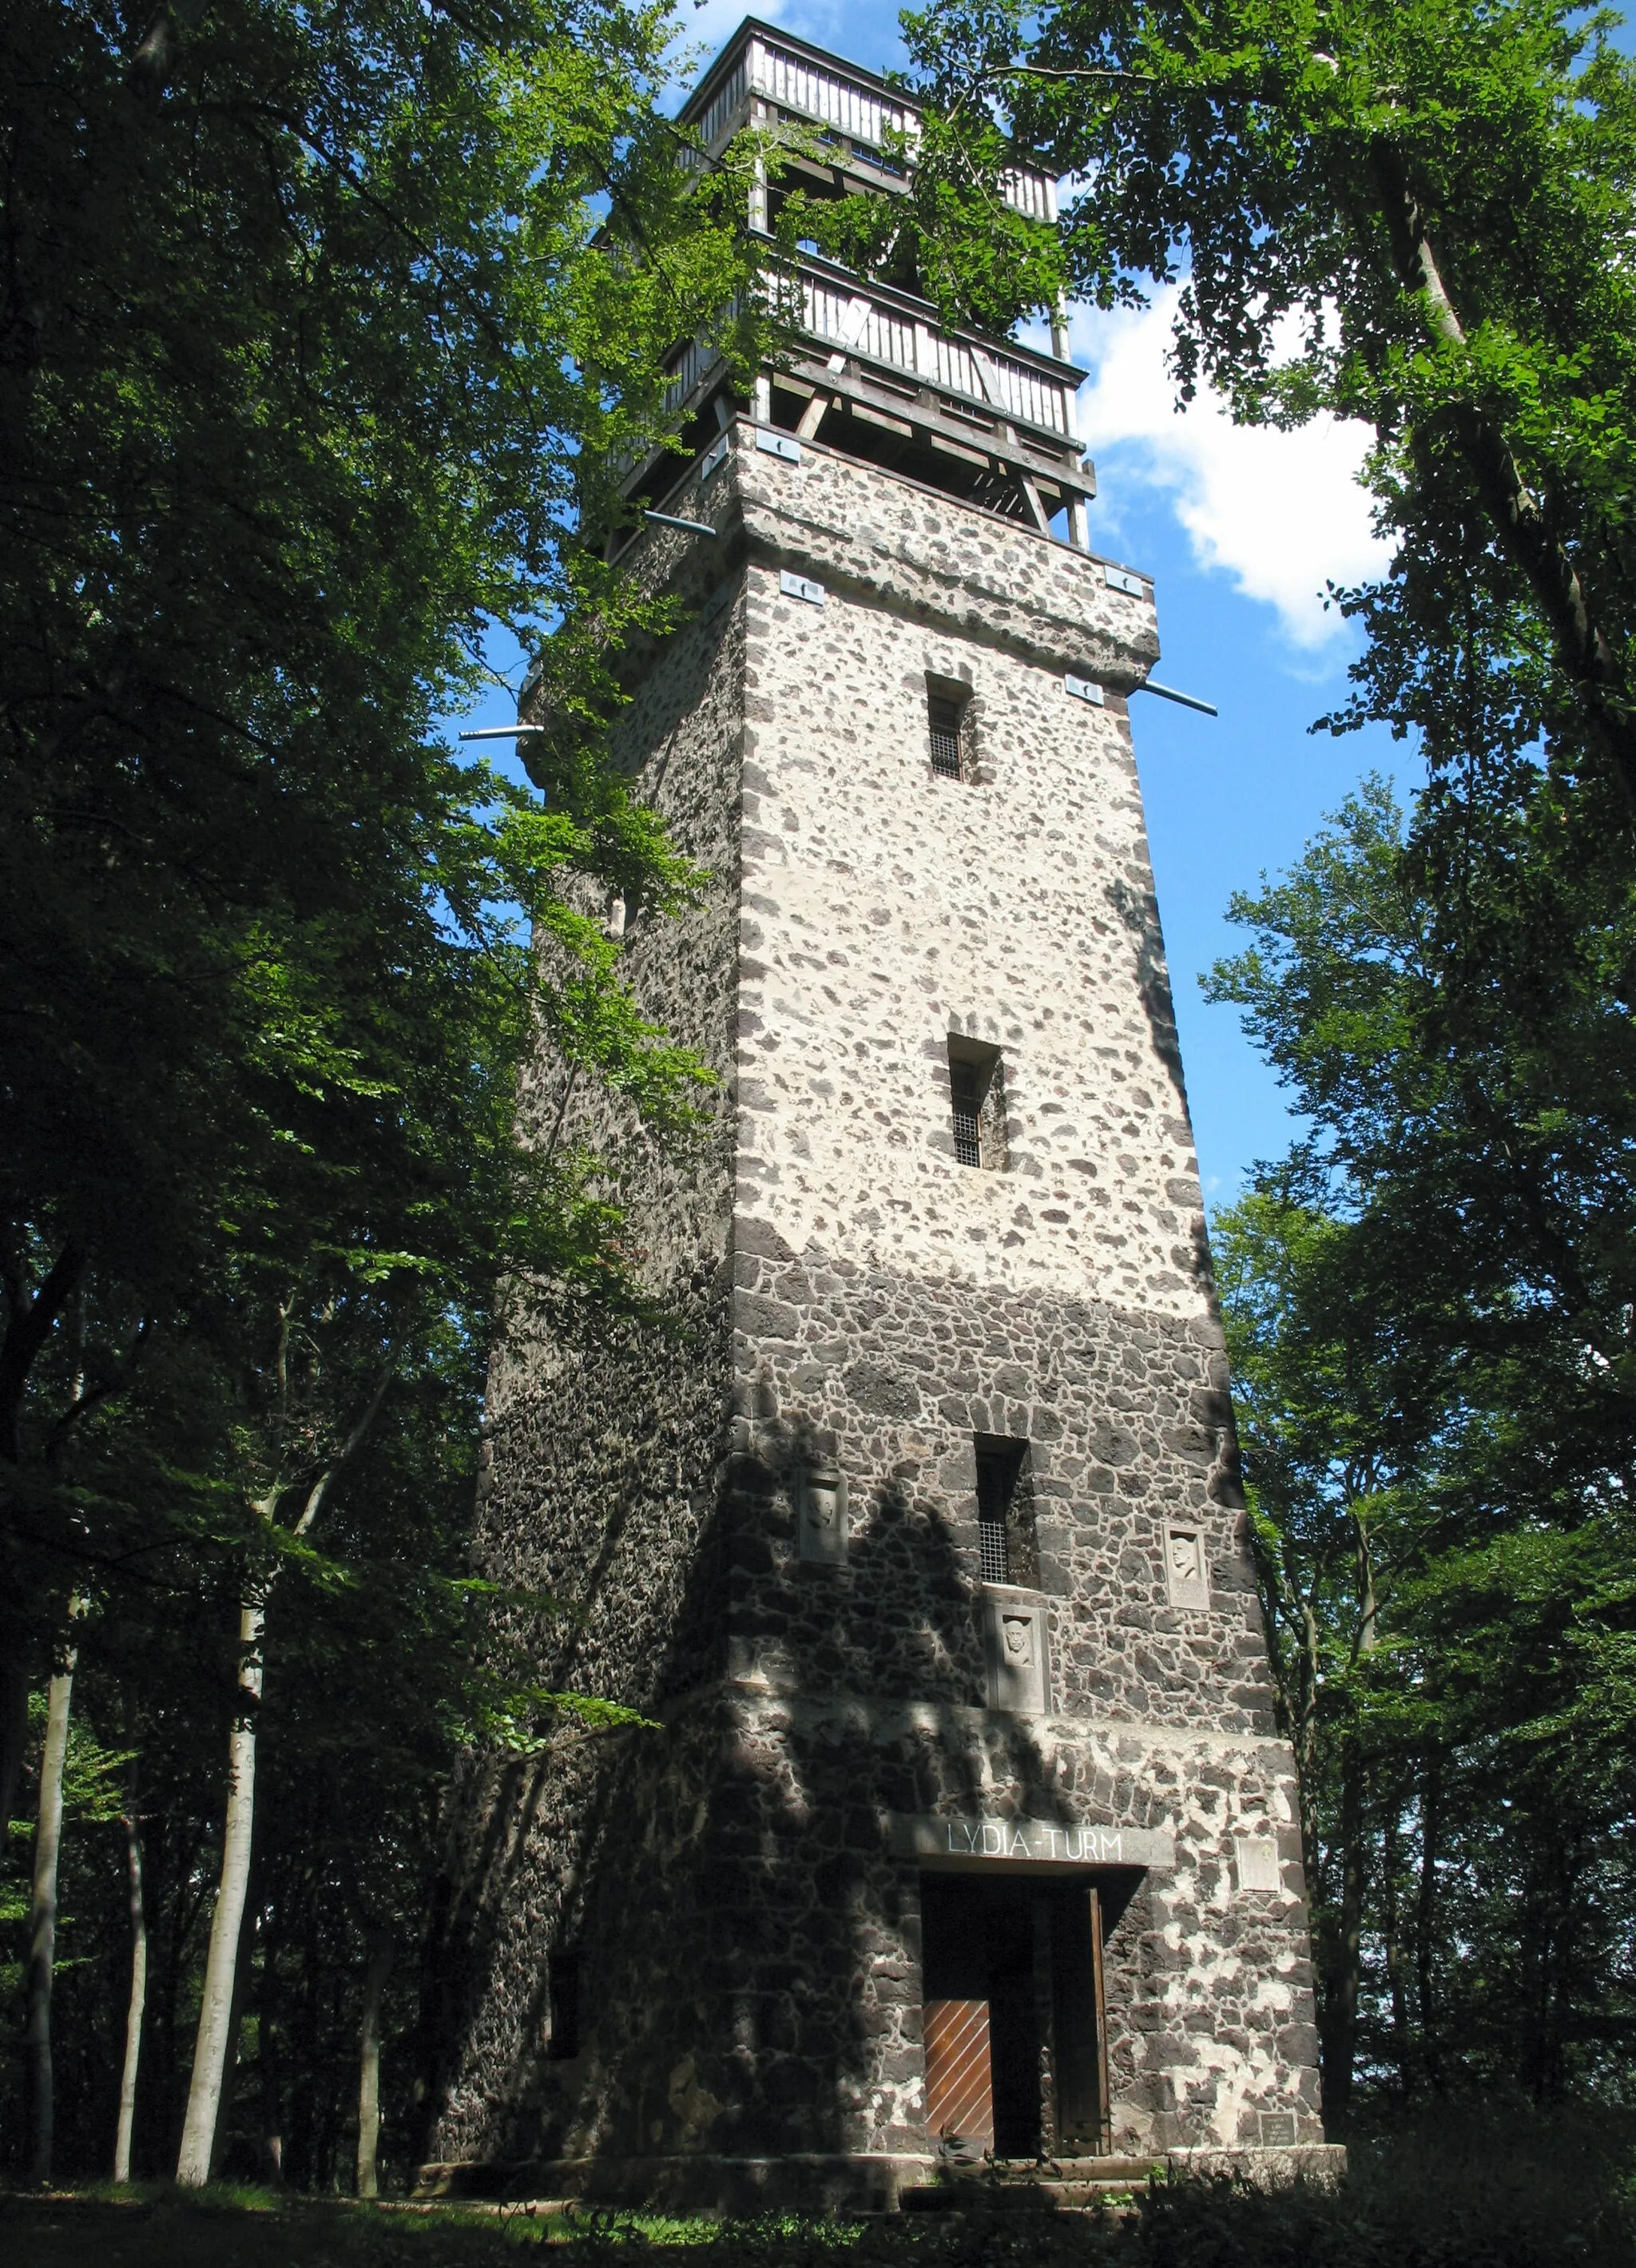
899, 0, 1636, 815
1209, 773, 1636, 2105
0, 0, 761, 2188
8, 2106, 1636, 2264
0, 0, 755, 1638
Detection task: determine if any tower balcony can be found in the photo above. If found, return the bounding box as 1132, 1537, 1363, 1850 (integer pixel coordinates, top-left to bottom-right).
679, 17, 1057, 228
618, 18, 1094, 550
648, 253, 1093, 546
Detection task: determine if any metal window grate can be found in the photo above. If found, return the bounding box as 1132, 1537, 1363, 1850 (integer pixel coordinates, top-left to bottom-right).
950, 1059, 982, 1166
979, 1515, 1010, 1585
928, 694, 963, 780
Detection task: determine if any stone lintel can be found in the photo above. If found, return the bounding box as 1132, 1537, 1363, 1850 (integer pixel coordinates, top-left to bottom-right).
889, 1809, 1176, 1871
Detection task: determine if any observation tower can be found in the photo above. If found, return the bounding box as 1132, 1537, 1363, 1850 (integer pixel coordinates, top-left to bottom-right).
427, 18, 1336, 2210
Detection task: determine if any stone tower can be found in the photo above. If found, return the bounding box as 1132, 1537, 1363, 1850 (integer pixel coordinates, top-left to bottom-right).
427, 18, 1335, 2210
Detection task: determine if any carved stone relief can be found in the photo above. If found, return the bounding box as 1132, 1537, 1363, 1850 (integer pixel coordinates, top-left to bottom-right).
981, 1590, 1050, 1714
1163, 1519, 1210, 1610
798, 1460, 848, 1565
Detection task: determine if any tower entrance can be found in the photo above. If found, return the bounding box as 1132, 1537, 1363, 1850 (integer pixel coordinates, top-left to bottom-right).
920, 1873, 1114, 2160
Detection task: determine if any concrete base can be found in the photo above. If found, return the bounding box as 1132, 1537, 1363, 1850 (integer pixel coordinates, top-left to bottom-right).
415, 2152, 936, 2215
415, 2143, 1347, 2214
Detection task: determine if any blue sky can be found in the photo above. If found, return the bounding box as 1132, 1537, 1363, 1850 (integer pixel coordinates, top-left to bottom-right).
447, 0, 1415, 1207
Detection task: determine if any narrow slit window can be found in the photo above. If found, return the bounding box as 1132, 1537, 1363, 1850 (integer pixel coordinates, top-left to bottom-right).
947, 1036, 1006, 1170
975, 1436, 1038, 1587
950, 1056, 983, 1166
547, 1951, 581, 2059
928, 693, 964, 780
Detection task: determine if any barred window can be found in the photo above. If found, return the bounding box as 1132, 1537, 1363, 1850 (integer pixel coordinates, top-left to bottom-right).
927, 677, 971, 781
950, 1057, 983, 1166
947, 1036, 1005, 1170
928, 693, 963, 779
975, 1436, 1038, 1587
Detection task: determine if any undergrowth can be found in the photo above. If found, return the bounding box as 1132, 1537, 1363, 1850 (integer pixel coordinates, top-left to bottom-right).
3, 2106, 1633, 2268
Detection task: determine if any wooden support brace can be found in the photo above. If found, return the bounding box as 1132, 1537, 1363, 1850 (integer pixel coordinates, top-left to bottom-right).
1019, 471, 1052, 537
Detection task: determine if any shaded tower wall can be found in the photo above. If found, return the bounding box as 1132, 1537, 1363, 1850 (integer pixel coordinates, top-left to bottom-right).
428, 427, 1328, 2206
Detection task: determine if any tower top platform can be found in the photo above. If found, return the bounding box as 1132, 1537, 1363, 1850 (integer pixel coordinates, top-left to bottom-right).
679, 15, 1056, 226
625, 18, 1095, 551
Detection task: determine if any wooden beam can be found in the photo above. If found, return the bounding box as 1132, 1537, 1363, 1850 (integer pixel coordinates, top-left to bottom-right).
1019, 471, 1052, 536
1090, 1888, 1113, 2157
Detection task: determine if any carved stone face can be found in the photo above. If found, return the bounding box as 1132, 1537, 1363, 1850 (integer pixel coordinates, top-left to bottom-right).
1002, 1615, 1034, 1665
1169, 1531, 1202, 1583
805, 1472, 840, 1530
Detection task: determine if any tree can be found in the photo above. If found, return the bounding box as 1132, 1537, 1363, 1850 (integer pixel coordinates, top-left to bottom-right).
0, 0, 756, 1709
1207, 781, 1636, 2107
895, 0, 1636, 830
2, 0, 766, 2176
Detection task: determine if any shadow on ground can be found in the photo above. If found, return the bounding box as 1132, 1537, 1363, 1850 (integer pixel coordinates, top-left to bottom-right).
8, 2111, 1636, 2268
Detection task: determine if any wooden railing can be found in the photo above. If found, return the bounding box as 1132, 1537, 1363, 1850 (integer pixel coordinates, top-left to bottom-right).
793, 270, 1076, 439
681, 28, 1058, 226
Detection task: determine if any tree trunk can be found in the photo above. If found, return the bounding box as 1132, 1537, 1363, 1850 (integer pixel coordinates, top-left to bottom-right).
176, 1596, 264, 2187
1416, 1757, 1441, 2089
356, 1934, 395, 2198
1320, 1734, 1367, 2124
26, 1623, 81, 2183
114, 1770, 149, 2183
207, 1864, 262, 2181
257, 1906, 285, 2184
1382, 1805, 1412, 2100
0, 1241, 86, 1464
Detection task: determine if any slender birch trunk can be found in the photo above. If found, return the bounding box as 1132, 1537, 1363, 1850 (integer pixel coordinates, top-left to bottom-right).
176, 1596, 264, 2187
26, 1621, 81, 2183
113, 1766, 149, 2183
1417, 1756, 1442, 2089
175, 1345, 394, 2188
1321, 1733, 1367, 2122
208, 1874, 261, 2182
356, 1935, 395, 2198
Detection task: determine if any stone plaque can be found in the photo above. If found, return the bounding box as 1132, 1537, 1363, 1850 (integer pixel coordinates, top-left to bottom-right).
890, 1812, 1176, 1870
1163, 1520, 1211, 1610
981, 1592, 1048, 1714
798, 1461, 848, 1565
1234, 1835, 1282, 1893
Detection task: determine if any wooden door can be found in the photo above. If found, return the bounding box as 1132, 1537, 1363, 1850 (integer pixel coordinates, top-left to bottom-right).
923, 1997, 995, 2151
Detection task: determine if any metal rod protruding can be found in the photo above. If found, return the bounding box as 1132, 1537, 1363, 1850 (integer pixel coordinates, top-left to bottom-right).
459, 725, 549, 741
1134, 680, 1218, 717
644, 510, 718, 537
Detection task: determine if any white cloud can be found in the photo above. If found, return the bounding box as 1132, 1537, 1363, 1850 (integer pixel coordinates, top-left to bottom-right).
1067, 288, 1392, 652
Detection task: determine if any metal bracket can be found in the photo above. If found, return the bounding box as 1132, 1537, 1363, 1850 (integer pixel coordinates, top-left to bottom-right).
756, 429, 802, 463
700, 434, 730, 481
1064, 674, 1105, 706
1102, 563, 1147, 598
780, 570, 826, 606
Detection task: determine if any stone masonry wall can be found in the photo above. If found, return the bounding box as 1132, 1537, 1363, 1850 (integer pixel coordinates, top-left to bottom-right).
434, 577, 749, 2163
431, 428, 1326, 2190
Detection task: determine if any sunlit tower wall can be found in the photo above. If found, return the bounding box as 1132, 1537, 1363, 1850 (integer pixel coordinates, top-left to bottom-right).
425, 17, 1338, 2212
